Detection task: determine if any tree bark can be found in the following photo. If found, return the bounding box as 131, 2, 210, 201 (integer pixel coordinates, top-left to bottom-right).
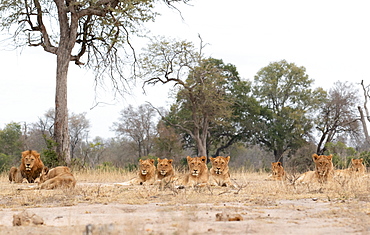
54, 51, 71, 164
358, 106, 370, 144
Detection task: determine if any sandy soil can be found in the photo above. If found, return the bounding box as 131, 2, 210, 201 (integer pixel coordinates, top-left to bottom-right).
1, 178, 370, 234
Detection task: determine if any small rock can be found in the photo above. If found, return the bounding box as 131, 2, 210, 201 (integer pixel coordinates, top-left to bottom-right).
13, 211, 44, 226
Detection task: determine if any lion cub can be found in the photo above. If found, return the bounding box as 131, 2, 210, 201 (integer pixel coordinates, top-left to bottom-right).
184, 156, 208, 187
209, 156, 235, 187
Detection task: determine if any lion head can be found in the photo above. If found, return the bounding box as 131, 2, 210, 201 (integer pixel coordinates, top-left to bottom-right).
138, 159, 156, 184
209, 156, 230, 175
350, 158, 365, 174
19, 150, 44, 183
271, 162, 285, 179
312, 154, 333, 183
187, 156, 207, 177
157, 158, 174, 179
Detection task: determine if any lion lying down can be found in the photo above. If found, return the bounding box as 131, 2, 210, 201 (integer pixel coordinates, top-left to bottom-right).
38, 166, 76, 189
265, 162, 286, 181
9, 150, 44, 183
296, 154, 334, 184
209, 156, 236, 187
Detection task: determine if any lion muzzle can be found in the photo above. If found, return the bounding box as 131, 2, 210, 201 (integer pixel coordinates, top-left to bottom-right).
192, 170, 199, 176
215, 168, 222, 174
160, 170, 167, 176
141, 170, 147, 175
25, 164, 32, 171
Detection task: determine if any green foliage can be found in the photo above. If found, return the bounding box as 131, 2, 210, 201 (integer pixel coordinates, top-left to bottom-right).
0, 153, 12, 172
95, 161, 119, 172
0, 122, 23, 162
325, 142, 357, 168
41, 135, 62, 168
252, 60, 326, 162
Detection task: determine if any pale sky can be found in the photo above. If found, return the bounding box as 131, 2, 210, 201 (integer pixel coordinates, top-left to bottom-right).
1, 0, 369, 139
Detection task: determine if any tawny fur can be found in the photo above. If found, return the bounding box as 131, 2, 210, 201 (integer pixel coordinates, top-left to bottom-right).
39, 172, 76, 189
8, 167, 23, 183
296, 154, 334, 184
184, 156, 208, 187
209, 156, 234, 187
138, 159, 156, 184
12, 150, 44, 183
39, 166, 71, 183
266, 162, 286, 181
335, 158, 366, 178
156, 158, 175, 181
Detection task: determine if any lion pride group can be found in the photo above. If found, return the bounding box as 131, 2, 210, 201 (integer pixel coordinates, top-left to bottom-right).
8, 150, 366, 189
267, 154, 367, 184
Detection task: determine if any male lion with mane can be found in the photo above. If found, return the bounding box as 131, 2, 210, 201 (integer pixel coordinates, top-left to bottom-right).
209, 156, 235, 187
184, 156, 208, 187
9, 150, 44, 183
296, 154, 334, 184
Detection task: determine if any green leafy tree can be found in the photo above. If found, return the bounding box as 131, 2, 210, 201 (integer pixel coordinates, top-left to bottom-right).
141, 37, 257, 156
252, 60, 326, 164
0, 0, 189, 164
0, 122, 24, 170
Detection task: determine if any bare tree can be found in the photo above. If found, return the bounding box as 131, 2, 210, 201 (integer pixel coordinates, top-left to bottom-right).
69, 112, 90, 159
113, 104, 158, 158
316, 81, 360, 154
358, 80, 370, 145
0, 0, 189, 164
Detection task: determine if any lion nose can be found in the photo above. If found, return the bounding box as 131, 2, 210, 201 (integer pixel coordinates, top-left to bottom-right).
26, 164, 30, 166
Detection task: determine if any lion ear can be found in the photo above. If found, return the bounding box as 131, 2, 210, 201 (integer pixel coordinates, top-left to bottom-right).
139, 159, 143, 163
312, 154, 319, 161
168, 159, 173, 163
200, 156, 206, 162
327, 155, 333, 160
226, 156, 230, 162
42, 167, 49, 174
277, 162, 282, 167
209, 157, 214, 161
187, 156, 192, 162
150, 159, 155, 164
360, 158, 363, 162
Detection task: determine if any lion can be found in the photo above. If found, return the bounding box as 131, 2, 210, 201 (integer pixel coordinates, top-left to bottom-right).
17, 150, 44, 183
38, 172, 76, 189
184, 156, 208, 187
138, 159, 156, 185
209, 156, 235, 187
349, 158, 366, 175
335, 158, 366, 178
39, 166, 71, 183
266, 162, 286, 181
157, 158, 175, 181
296, 154, 334, 184
9, 167, 23, 183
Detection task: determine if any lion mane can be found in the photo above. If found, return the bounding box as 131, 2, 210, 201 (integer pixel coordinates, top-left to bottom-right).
16, 150, 44, 183
209, 156, 234, 187
185, 156, 208, 187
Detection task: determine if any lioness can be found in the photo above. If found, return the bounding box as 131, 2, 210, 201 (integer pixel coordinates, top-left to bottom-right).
266, 162, 286, 181
39, 172, 76, 189
335, 158, 366, 178
349, 158, 366, 175
209, 156, 234, 187
138, 159, 156, 185
10, 150, 45, 183
39, 166, 71, 183
296, 154, 334, 184
156, 158, 175, 181
184, 156, 208, 187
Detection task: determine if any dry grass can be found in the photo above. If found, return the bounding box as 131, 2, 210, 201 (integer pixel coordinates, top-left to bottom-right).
1, 170, 370, 234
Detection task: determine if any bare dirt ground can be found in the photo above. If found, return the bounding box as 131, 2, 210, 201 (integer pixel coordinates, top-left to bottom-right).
1, 171, 370, 234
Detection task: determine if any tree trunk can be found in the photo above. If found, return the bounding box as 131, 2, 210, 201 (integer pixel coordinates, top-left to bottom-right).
54, 51, 71, 165
274, 148, 284, 164
358, 106, 370, 144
